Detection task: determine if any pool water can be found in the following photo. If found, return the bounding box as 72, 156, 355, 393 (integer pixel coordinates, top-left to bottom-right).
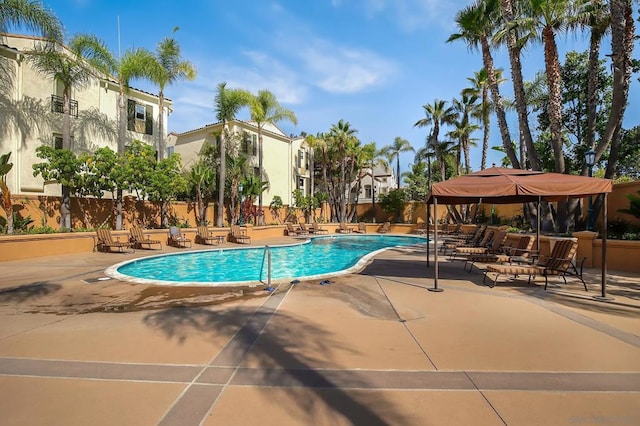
108, 234, 426, 286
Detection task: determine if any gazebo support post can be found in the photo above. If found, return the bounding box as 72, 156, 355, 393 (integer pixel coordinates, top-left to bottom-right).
428, 198, 443, 292
594, 193, 613, 301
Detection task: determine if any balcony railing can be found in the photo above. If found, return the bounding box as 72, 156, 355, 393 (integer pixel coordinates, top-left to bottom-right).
50, 94, 78, 118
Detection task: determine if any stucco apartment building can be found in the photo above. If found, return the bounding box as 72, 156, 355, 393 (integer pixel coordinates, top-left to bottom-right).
169, 120, 311, 207
0, 34, 168, 197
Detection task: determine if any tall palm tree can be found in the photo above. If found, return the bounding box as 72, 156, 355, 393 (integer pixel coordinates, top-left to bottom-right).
448, 0, 520, 169
213, 82, 252, 227
463, 68, 491, 170
67, 34, 155, 229
380, 136, 414, 189
27, 34, 114, 228
328, 119, 358, 222
414, 99, 456, 181
146, 28, 196, 160
495, 0, 540, 171
248, 90, 297, 217
447, 119, 480, 175
0, 0, 62, 42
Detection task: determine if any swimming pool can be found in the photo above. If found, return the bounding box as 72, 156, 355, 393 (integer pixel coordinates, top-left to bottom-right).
106, 234, 426, 286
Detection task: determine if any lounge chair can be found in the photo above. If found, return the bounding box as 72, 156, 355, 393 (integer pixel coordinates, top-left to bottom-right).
230, 225, 251, 244
96, 228, 134, 253
377, 222, 390, 234
483, 238, 586, 290
129, 226, 162, 250
442, 227, 492, 255
196, 225, 223, 245
338, 223, 354, 233
168, 226, 192, 248
310, 222, 328, 234
450, 229, 508, 260
286, 222, 308, 236
464, 234, 536, 272
354, 222, 367, 233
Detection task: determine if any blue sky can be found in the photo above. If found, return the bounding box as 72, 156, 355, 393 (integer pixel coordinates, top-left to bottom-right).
40, 1, 640, 175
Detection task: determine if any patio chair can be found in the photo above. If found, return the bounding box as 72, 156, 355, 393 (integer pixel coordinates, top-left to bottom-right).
286, 222, 308, 236
442, 227, 493, 256
377, 222, 390, 234
129, 226, 162, 250
483, 238, 587, 290
338, 223, 354, 233
299, 223, 313, 234
196, 225, 223, 245
230, 225, 251, 244
464, 234, 535, 272
168, 226, 192, 248
310, 222, 328, 234
354, 222, 367, 233
450, 229, 508, 261
96, 228, 134, 253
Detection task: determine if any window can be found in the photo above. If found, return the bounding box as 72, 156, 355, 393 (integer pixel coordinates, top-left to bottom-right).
127, 99, 153, 135
298, 177, 305, 191
167, 146, 175, 156
242, 133, 257, 156
54, 135, 63, 150
298, 150, 304, 168
364, 185, 372, 198
253, 167, 260, 177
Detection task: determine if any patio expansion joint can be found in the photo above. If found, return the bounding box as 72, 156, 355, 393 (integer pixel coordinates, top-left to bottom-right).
157, 284, 293, 426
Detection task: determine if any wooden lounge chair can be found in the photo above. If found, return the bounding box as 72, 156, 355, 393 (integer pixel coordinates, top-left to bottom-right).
196, 225, 223, 245
464, 234, 536, 272
450, 229, 508, 260
230, 225, 251, 244
354, 222, 367, 233
377, 222, 390, 234
483, 238, 587, 290
286, 222, 308, 236
129, 226, 162, 250
338, 223, 353, 233
168, 226, 192, 248
442, 227, 492, 255
96, 228, 134, 253
310, 222, 328, 234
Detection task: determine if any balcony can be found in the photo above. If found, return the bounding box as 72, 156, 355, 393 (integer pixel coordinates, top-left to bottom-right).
50, 94, 78, 118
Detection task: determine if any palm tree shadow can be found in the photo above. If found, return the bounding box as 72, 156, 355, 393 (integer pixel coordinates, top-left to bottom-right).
144, 302, 409, 425
0, 282, 62, 303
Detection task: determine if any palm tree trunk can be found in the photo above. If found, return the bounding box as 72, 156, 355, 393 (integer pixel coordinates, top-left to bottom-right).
157, 91, 165, 160
481, 87, 489, 170
542, 26, 565, 174
481, 37, 519, 169
61, 89, 72, 229
500, 0, 539, 170
217, 126, 226, 227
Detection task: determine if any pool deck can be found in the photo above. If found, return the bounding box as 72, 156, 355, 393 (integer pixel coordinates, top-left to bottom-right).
1, 235, 639, 425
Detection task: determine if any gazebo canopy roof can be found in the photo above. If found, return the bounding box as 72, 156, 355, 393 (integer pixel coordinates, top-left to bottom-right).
427, 167, 612, 205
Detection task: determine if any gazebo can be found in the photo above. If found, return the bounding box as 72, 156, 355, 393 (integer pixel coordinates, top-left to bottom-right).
425, 167, 613, 299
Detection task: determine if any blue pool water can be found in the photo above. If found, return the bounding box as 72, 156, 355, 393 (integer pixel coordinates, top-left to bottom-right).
107, 234, 426, 286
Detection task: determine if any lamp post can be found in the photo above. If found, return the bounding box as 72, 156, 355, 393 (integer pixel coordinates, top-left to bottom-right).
238, 183, 244, 225
585, 149, 596, 231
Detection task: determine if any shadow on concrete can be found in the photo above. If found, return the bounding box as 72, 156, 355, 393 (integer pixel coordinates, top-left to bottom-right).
143, 296, 410, 425
0, 282, 62, 304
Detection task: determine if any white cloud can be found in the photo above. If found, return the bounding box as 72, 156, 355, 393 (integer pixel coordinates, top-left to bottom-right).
363, 0, 465, 31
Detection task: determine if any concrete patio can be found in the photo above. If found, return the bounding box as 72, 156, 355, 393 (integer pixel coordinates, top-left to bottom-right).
0, 237, 639, 425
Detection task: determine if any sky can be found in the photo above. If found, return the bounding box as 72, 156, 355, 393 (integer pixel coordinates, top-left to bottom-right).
37, 1, 640, 176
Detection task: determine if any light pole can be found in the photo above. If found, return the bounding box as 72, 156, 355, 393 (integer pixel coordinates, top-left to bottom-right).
238, 183, 244, 225
585, 149, 595, 231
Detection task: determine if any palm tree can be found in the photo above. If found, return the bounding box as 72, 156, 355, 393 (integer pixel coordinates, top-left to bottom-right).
0, 152, 14, 234
213, 82, 252, 227
495, 0, 540, 171
448, 0, 520, 169
380, 137, 413, 189
249, 90, 297, 217
414, 99, 456, 181
27, 34, 114, 229
68, 34, 155, 229
328, 119, 358, 222
146, 28, 196, 160
0, 0, 62, 42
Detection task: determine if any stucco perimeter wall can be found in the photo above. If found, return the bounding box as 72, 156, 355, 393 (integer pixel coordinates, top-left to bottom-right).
0, 224, 419, 262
